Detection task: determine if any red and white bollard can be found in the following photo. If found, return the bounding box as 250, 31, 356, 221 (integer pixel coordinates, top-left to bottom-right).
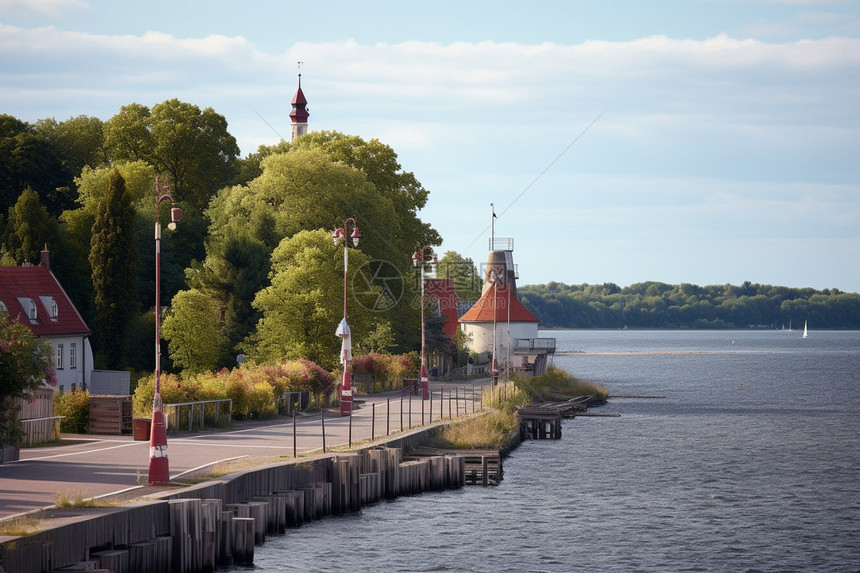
148, 392, 169, 483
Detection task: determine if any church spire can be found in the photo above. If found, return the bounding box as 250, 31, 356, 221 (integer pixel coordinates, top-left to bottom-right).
289, 62, 309, 141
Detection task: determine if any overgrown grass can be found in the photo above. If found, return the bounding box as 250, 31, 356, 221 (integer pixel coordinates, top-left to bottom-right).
513, 367, 609, 402
0, 517, 41, 537
440, 367, 608, 449
437, 410, 518, 449
55, 490, 116, 509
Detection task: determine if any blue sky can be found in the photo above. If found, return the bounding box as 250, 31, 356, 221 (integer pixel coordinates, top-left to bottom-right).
2, 0, 859, 292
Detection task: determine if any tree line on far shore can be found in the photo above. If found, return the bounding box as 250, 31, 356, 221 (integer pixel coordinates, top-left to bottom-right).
518, 281, 860, 329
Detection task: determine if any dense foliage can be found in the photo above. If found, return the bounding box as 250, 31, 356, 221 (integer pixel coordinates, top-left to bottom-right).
2, 107, 443, 377
132, 360, 335, 420
519, 281, 860, 329
89, 170, 137, 367
1, 312, 57, 445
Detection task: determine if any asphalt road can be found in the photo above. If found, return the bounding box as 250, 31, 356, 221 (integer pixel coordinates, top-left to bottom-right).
0, 383, 486, 520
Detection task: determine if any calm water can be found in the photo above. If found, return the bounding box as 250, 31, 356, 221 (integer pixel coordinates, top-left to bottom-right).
233, 330, 860, 572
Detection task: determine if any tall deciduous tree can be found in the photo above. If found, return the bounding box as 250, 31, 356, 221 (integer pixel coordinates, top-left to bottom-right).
162, 289, 226, 374
199, 133, 439, 356
104, 99, 240, 211
0, 114, 73, 216
89, 169, 137, 368
245, 229, 386, 368
35, 115, 107, 180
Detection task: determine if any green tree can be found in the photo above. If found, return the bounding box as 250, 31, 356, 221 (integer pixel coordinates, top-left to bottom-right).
60, 161, 157, 327
162, 289, 226, 374
436, 250, 482, 302
1, 311, 56, 446
89, 169, 137, 368
186, 233, 271, 361
104, 99, 240, 211
35, 115, 107, 179
245, 229, 384, 368
1, 187, 60, 264
0, 115, 73, 216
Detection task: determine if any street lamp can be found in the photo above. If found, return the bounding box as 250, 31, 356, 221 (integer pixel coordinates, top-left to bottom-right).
333, 218, 360, 416
149, 177, 182, 484
412, 247, 437, 400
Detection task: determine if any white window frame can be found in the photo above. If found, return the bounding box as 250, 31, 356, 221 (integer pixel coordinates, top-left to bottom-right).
70, 342, 77, 369
29, 300, 37, 320
56, 343, 64, 369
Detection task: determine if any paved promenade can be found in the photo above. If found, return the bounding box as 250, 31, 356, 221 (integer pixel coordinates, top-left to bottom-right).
0, 382, 486, 520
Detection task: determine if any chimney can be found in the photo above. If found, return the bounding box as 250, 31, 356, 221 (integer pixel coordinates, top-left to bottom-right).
40, 244, 50, 270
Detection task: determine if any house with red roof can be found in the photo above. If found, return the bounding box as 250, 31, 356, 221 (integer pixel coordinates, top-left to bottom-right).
0, 249, 93, 391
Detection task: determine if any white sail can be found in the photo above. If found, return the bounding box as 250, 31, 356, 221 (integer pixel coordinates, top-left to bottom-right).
802, 320, 808, 339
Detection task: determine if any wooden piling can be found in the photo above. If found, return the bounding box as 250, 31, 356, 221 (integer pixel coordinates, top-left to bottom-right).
230, 518, 255, 566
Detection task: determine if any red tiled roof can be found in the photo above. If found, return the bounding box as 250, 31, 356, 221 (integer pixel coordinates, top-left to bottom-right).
458, 283, 539, 323
0, 266, 90, 337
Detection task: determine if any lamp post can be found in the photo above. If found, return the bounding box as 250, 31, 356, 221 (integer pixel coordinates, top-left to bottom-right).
412, 247, 437, 400
333, 218, 360, 416
149, 177, 182, 484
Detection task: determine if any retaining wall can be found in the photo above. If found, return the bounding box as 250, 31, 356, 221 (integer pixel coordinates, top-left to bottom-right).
0, 426, 465, 573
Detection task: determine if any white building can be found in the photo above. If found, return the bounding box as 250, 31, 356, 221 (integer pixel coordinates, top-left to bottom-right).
0, 249, 93, 391
458, 239, 555, 376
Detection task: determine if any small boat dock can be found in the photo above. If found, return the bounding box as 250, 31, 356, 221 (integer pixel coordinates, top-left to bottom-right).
518, 395, 619, 440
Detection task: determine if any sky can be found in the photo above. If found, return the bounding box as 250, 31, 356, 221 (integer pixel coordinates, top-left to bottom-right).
2, 0, 859, 293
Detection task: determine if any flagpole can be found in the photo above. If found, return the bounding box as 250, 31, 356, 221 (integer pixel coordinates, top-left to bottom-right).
490, 203, 495, 249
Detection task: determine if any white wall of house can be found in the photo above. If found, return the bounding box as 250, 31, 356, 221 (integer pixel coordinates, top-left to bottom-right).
47, 335, 92, 391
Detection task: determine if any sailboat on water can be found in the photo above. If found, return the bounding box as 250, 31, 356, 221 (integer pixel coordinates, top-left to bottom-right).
802, 320, 808, 339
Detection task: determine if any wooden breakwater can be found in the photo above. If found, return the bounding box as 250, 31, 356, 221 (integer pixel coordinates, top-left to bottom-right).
517, 394, 614, 441
0, 440, 465, 573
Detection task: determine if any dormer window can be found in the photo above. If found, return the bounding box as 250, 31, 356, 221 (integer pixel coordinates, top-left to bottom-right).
29, 300, 37, 320
39, 296, 58, 321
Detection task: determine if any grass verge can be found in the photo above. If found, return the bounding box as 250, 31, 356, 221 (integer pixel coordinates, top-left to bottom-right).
55, 490, 117, 509
437, 367, 608, 449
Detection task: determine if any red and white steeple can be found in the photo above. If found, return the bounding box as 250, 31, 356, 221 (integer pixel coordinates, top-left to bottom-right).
289, 62, 309, 141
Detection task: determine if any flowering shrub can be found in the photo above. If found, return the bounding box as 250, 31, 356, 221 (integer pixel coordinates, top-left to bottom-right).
131, 359, 334, 419
348, 352, 420, 391
352, 353, 382, 376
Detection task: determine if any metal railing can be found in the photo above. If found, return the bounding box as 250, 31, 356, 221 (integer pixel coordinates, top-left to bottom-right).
19, 416, 65, 446
513, 338, 557, 354
164, 399, 232, 433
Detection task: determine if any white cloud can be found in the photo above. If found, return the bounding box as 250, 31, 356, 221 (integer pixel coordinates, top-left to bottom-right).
0, 0, 86, 16
1, 24, 857, 289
